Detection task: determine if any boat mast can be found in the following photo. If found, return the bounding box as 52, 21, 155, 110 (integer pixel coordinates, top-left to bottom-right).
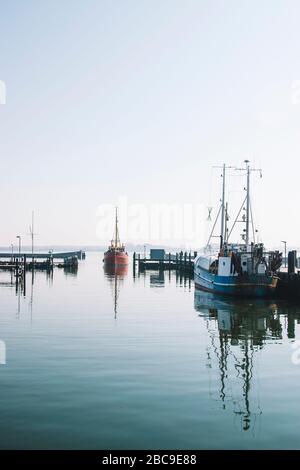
31, 211, 35, 258
224, 202, 228, 244
206, 164, 233, 251
220, 163, 226, 249
245, 160, 250, 246
115, 207, 119, 248
29, 210, 36, 263
233, 160, 262, 246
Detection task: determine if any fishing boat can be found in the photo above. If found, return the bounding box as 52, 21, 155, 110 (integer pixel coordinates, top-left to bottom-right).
103, 208, 129, 266
194, 161, 282, 297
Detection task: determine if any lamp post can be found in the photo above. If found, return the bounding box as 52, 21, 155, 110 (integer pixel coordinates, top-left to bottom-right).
281, 240, 287, 268
16, 235, 21, 257
11, 243, 14, 263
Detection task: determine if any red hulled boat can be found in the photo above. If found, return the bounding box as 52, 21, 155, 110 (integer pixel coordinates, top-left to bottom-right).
103, 208, 129, 266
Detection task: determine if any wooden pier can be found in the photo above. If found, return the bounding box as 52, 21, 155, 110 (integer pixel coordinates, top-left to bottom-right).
0, 250, 85, 273
0, 250, 85, 261
133, 251, 197, 277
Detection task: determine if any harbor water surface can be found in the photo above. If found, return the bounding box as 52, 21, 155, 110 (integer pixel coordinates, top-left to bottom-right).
0, 252, 299, 449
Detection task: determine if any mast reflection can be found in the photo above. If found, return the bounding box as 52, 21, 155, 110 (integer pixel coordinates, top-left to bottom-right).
104, 264, 128, 318
194, 289, 285, 432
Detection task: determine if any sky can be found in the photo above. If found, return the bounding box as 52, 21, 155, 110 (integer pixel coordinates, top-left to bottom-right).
1, 0, 300, 249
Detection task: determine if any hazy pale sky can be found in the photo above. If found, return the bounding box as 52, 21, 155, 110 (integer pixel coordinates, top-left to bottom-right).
1, 0, 300, 248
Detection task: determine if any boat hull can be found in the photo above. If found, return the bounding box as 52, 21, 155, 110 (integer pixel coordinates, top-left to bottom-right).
104, 251, 129, 266
104, 263, 128, 276
194, 264, 277, 298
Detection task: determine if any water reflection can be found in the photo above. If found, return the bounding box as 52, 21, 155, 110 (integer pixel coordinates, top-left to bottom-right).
63, 264, 78, 277
150, 270, 165, 287
104, 264, 128, 318
176, 271, 192, 290
133, 267, 192, 291
0, 268, 45, 320
16, 270, 35, 320
29, 270, 35, 323
194, 290, 300, 433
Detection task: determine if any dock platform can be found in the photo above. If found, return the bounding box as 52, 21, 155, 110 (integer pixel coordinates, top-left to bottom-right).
0, 250, 85, 272
133, 251, 196, 276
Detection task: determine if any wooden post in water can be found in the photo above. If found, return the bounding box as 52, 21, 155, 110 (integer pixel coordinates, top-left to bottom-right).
168, 252, 171, 269
184, 251, 187, 271
23, 255, 26, 295
15, 258, 20, 291
133, 252, 136, 277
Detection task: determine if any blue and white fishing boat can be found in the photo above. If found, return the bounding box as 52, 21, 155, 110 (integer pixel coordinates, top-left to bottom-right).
194, 161, 282, 298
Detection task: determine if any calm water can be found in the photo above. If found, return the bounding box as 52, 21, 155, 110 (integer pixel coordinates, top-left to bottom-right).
0, 252, 299, 449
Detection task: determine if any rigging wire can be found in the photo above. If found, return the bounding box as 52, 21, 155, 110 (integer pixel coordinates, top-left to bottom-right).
227, 195, 247, 241
249, 197, 256, 244
206, 204, 222, 250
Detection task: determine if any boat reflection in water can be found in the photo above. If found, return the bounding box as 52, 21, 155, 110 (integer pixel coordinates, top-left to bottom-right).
194, 289, 284, 432
104, 263, 128, 318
